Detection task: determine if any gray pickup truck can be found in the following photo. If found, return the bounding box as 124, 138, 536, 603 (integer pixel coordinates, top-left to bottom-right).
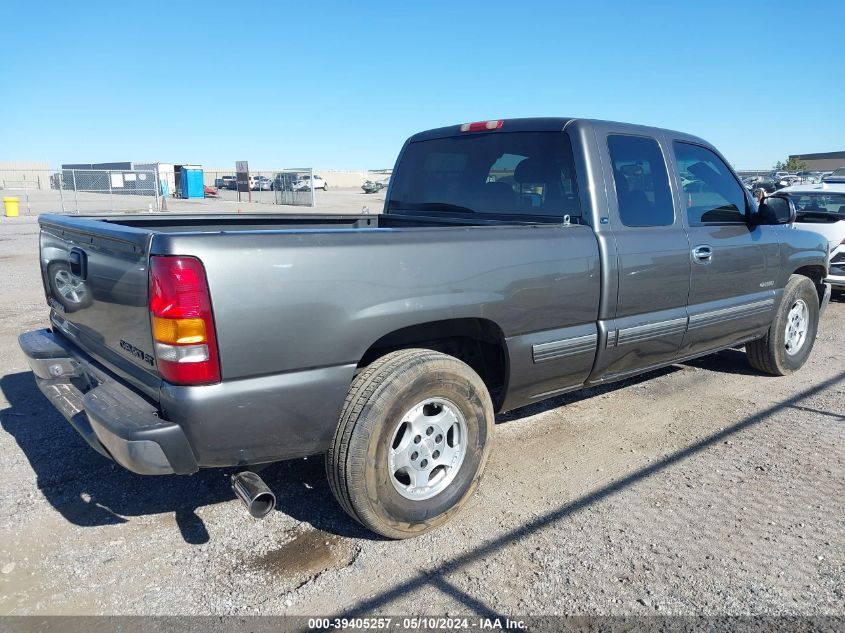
20, 118, 831, 538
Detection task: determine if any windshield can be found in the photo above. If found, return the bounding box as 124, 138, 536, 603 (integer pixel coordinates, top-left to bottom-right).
388, 131, 581, 222
787, 192, 845, 214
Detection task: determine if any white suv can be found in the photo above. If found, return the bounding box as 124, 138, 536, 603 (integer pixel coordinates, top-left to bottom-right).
777, 182, 845, 290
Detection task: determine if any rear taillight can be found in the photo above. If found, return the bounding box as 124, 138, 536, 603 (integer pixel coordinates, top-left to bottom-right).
460, 120, 504, 133
149, 256, 220, 385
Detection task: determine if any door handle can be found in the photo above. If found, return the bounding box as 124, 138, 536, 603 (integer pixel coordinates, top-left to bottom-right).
692, 245, 712, 264
69, 247, 88, 279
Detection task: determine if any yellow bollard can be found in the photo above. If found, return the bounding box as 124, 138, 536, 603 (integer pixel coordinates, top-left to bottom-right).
3, 197, 20, 217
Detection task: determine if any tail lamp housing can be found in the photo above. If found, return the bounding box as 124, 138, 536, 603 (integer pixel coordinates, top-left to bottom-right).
149, 256, 221, 385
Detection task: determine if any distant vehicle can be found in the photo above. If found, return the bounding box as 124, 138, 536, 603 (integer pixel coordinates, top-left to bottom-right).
226, 178, 239, 190
741, 177, 756, 191
215, 176, 236, 190
362, 177, 390, 194
204, 185, 220, 198
771, 174, 802, 190
251, 176, 272, 191
271, 172, 301, 191
794, 171, 823, 184
752, 177, 778, 194
822, 167, 845, 183
741, 175, 764, 191
293, 174, 328, 191
776, 182, 845, 290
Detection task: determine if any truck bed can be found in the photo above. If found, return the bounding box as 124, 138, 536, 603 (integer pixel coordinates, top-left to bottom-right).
37, 210, 600, 466
79, 211, 572, 233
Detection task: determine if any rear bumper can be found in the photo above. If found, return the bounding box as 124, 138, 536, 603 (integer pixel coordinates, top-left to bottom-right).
18, 329, 198, 475
19, 328, 357, 472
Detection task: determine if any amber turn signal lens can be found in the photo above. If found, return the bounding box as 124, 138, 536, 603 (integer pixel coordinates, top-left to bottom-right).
152, 316, 207, 344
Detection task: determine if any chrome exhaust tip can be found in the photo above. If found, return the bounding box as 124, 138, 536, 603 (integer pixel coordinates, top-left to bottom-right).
231, 471, 276, 519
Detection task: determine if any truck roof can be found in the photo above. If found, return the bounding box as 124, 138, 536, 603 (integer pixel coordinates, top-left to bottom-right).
409, 117, 709, 147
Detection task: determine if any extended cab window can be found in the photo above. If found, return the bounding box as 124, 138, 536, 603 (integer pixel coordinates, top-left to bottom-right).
673, 142, 747, 225
388, 132, 581, 222
607, 135, 674, 227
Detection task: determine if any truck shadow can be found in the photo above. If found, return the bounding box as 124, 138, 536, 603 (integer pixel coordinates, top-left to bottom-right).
333, 368, 845, 617
0, 349, 776, 545
680, 347, 762, 376
496, 348, 761, 425
496, 365, 681, 423
0, 371, 369, 545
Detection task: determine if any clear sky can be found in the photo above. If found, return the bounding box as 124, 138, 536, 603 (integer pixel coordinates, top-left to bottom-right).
2, 0, 843, 171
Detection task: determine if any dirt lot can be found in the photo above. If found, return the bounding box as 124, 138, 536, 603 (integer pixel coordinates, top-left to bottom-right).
0, 212, 842, 617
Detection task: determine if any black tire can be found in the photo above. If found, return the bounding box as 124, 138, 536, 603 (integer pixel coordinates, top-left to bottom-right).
47, 262, 92, 313
326, 349, 494, 539
746, 275, 819, 375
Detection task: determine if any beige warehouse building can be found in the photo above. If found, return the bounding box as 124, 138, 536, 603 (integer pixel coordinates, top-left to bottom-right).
0, 161, 52, 190
789, 151, 845, 171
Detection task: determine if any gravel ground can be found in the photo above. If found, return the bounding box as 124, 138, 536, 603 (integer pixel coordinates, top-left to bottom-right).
0, 214, 842, 617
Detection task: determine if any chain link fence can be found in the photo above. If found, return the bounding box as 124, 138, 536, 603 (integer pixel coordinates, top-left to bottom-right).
1, 169, 160, 215
202, 168, 315, 207
1, 167, 319, 215
60, 168, 159, 212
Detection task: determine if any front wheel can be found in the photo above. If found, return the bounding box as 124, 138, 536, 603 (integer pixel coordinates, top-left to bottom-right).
326, 349, 494, 539
746, 274, 820, 375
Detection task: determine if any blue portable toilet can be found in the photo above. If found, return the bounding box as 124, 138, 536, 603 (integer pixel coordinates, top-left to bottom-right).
180, 166, 204, 199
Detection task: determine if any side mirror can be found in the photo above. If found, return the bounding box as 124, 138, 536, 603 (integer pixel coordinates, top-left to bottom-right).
755, 194, 796, 225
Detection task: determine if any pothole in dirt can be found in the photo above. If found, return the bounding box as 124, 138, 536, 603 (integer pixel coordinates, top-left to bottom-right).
250, 529, 358, 580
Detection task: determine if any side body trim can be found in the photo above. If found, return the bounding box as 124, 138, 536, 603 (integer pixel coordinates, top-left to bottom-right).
615, 317, 688, 347
687, 298, 775, 330
532, 333, 598, 363
603, 298, 775, 349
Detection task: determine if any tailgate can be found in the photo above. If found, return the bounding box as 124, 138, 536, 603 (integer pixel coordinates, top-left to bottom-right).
39, 217, 160, 397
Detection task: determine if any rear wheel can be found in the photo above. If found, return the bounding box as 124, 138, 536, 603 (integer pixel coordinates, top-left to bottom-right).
746, 275, 819, 375
326, 349, 494, 539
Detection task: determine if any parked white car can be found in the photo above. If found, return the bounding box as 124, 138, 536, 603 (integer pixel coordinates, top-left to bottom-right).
777, 182, 845, 289
293, 174, 328, 191
249, 175, 272, 191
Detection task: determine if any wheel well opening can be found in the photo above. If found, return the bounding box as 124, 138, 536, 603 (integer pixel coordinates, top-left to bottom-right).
358, 319, 508, 410
793, 265, 828, 305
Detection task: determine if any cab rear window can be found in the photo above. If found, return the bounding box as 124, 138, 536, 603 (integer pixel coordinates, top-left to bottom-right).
388, 132, 581, 222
